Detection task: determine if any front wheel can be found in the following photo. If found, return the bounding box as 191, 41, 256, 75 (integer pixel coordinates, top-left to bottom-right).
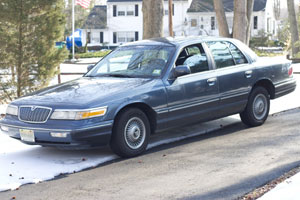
110, 108, 150, 158
240, 86, 270, 127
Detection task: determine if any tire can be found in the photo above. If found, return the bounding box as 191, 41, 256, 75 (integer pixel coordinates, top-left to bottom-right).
110, 108, 150, 158
240, 86, 270, 127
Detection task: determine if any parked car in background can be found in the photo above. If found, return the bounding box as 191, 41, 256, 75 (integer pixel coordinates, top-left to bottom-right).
0, 37, 296, 157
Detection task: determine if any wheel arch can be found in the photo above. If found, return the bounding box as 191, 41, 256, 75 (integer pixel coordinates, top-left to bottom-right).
113, 102, 157, 135
252, 79, 275, 99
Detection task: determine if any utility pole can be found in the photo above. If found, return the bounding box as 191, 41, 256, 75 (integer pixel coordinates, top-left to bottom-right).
72, 0, 75, 62
168, 0, 173, 37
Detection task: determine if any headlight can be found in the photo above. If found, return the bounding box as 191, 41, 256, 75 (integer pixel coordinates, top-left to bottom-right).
6, 105, 18, 116
50, 106, 107, 120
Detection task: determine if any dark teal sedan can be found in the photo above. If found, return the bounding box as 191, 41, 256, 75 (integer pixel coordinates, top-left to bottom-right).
0, 37, 296, 157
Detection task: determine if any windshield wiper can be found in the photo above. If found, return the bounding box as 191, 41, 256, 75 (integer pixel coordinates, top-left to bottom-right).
102, 74, 134, 78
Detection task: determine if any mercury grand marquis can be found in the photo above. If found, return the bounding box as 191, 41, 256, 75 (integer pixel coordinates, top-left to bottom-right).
0, 37, 296, 157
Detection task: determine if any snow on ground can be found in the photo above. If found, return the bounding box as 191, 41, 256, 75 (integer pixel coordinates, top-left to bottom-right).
0, 104, 7, 116
258, 172, 300, 200
0, 61, 299, 193
0, 116, 240, 192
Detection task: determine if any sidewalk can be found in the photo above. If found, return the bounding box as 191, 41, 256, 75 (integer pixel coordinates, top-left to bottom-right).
258, 172, 300, 200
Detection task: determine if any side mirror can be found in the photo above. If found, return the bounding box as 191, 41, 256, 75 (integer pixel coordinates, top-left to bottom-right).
87, 64, 94, 72
174, 65, 191, 78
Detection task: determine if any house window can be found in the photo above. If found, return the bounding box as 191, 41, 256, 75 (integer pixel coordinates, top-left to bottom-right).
267, 17, 271, 32
100, 32, 104, 43
113, 5, 117, 17
254, 16, 258, 29
135, 31, 139, 41
211, 16, 215, 30
113, 32, 117, 44
172, 4, 174, 16
117, 32, 126, 43
118, 11, 125, 16
191, 19, 197, 27
126, 32, 135, 42
116, 32, 137, 43
201, 17, 203, 22
116, 5, 137, 16
135, 5, 139, 16
200, 25, 204, 29
126, 5, 134, 16
87, 32, 91, 44
164, 4, 174, 16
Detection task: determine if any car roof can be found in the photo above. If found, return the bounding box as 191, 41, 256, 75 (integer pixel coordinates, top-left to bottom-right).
121, 36, 236, 48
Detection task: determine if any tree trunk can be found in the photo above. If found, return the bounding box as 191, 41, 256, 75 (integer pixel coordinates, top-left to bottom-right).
287, 0, 299, 56
142, 0, 164, 39
213, 0, 230, 37
245, 0, 254, 45
233, 0, 247, 44
168, 0, 173, 37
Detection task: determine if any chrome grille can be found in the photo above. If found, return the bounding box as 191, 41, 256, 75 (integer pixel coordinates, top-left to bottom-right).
19, 106, 52, 123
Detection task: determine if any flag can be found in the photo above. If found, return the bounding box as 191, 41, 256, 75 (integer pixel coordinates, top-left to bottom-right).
76, 0, 91, 9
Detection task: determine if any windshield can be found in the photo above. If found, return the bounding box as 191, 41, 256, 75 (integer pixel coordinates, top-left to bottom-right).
85, 45, 175, 78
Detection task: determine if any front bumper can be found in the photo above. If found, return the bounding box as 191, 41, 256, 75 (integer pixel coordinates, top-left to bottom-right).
0, 119, 113, 149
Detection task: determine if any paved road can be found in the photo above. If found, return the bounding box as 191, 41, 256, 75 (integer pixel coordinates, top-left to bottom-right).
1, 108, 300, 200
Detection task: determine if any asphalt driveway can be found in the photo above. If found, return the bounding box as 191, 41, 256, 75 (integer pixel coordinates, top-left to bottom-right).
1, 107, 300, 200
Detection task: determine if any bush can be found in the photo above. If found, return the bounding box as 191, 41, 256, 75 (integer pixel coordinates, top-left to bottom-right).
252, 49, 283, 57
68, 50, 111, 59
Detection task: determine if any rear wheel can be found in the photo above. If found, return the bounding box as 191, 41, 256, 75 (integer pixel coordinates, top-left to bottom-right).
240, 86, 270, 127
110, 108, 150, 158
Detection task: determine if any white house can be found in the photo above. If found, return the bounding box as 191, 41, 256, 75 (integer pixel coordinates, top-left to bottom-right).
81, 0, 280, 48
186, 0, 279, 38
82, 0, 192, 48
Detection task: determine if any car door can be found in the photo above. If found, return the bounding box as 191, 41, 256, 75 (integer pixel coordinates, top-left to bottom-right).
164, 43, 220, 127
206, 41, 253, 116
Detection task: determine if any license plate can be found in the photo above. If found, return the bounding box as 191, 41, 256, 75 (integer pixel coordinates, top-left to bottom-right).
20, 129, 35, 142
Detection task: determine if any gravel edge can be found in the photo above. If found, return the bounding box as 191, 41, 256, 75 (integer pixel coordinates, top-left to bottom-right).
238, 165, 300, 200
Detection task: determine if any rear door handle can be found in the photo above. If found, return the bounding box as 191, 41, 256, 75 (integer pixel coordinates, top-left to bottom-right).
207, 78, 217, 86
245, 70, 253, 78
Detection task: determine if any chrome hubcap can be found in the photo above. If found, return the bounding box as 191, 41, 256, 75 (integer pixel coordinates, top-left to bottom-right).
253, 94, 268, 120
124, 117, 146, 149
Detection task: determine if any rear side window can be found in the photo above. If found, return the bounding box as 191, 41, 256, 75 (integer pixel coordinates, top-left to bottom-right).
206, 41, 235, 69
176, 44, 209, 74
226, 42, 248, 65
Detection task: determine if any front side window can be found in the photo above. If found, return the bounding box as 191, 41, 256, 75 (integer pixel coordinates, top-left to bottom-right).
86, 46, 175, 78
176, 44, 209, 74
206, 41, 235, 69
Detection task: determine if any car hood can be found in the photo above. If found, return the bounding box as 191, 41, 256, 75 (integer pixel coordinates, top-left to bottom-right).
14, 77, 155, 107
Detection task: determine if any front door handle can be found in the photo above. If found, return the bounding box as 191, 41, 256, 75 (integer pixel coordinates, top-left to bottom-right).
245, 70, 253, 78
207, 78, 217, 86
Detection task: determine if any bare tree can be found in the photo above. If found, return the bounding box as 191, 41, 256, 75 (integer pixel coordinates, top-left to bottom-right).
287, 0, 299, 56
213, 0, 230, 37
245, 0, 254, 45
142, 0, 164, 39
213, 0, 254, 45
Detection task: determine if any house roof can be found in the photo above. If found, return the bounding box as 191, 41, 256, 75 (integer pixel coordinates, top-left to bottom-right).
82, 5, 107, 29
107, 0, 188, 2
107, 0, 142, 2
187, 0, 267, 13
